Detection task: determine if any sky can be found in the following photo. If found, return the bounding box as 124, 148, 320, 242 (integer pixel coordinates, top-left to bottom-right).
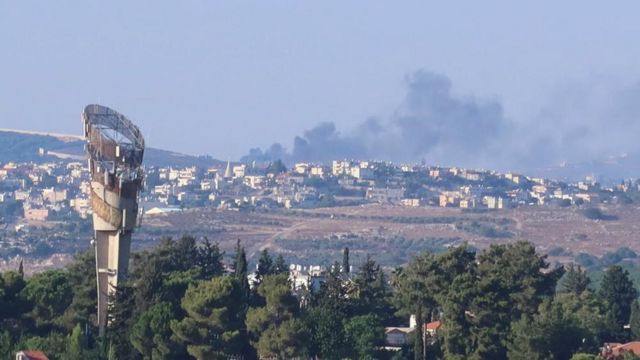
2, 1, 640, 168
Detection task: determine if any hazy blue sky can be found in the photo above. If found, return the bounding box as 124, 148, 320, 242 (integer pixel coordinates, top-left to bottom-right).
2, 1, 640, 161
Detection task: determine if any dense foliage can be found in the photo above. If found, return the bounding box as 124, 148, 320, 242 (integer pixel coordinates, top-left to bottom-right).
1, 237, 639, 359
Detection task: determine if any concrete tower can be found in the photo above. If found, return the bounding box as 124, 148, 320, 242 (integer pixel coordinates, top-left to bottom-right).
83, 104, 145, 334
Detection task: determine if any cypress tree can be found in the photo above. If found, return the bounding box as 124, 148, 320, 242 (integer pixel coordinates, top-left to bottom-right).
18, 259, 24, 278
233, 239, 250, 301
343, 247, 350, 274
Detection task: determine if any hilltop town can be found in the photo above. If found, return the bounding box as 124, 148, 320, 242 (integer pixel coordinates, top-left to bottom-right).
2, 152, 640, 270
1, 154, 637, 223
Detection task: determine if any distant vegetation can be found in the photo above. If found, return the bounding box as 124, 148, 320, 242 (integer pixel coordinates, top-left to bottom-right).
547, 246, 573, 257
583, 207, 618, 221
455, 220, 514, 238
274, 235, 460, 266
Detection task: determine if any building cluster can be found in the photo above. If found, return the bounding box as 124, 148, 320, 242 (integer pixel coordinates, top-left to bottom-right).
141, 159, 637, 214
1, 159, 638, 226
0, 161, 91, 225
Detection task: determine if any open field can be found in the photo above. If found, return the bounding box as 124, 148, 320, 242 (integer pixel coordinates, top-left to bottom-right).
140, 203, 640, 266
4, 203, 639, 273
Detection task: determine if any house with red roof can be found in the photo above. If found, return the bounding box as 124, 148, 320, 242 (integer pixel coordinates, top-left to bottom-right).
425, 320, 442, 337
601, 342, 640, 359
16, 351, 49, 360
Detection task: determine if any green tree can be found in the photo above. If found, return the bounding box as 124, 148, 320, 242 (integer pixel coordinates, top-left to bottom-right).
67, 324, 88, 360
344, 314, 384, 359
394, 246, 477, 359
172, 235, 199, 272
273, 254, 288, 274
246, 274, 307, 358
171, 276, 245, 359
429, 244, 477, 359
393, 253, 439, 360
197, 238, 224, 280
0, 331, 14, 359
106, 284, 136, 360
470, 242, 564, 360
0, 270, 26, 319
17, 332, 67, 360
599, 265, 638, 340
233, 240, 251, 303
630, 300, 640, 340
256, 249, 274, 280
20, 269, 72, 327
234, 239, 249, 293
60, 251, 97, 330
131, 237, 200, 312
507, 298, 590, 360
554, 292, 608, 353
307, 304, 347, 360
18, 259, 24, 278
131, 252, 165, 313
343, 247, 350, 274
561, 263, 590, 295
131, 302, 185, 359
353, 255, 392, 321
440, 268, 476, 359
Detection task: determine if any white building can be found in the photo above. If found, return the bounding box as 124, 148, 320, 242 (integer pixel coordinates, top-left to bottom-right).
366, 187, 404, 203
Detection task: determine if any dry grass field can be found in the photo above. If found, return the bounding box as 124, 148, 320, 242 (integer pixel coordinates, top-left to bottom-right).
139, 203, 640, 266
7, 203, 639, 273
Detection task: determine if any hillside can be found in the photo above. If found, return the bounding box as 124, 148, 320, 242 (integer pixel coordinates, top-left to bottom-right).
0, 129, 224, 168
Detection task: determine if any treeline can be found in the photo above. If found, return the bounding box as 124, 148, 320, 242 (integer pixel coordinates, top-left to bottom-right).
1, 238, 640, 359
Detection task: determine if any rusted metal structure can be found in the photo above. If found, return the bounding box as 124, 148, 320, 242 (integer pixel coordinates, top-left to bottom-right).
82, 104, 144, 334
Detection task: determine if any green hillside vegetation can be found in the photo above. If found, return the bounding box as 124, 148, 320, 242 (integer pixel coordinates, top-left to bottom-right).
0, 238, 639, 359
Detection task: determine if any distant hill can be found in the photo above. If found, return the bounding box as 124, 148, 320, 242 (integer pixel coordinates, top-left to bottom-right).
526, 153, 640, 184
2, 128, 635, 182
0, 129, 224, 168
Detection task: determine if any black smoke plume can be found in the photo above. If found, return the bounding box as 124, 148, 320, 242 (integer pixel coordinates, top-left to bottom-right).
242, 71, 640, 177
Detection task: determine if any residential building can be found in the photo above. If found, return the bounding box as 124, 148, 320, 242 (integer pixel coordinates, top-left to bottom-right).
24, 208, 49, 221
294, 163, 309, 175
309, 166, 326, 178
351, 166, 374, 180
366, 187, 404, 203
459, 198, 477, 209
233, 164, 246, 178
425, 320, 442, 337
384, 327, 414, 349
244, 175, 265, 189
439, 192, 461, 207
332, 160, 352, 176
484, 196, 504, 209
401, 198, 421, 207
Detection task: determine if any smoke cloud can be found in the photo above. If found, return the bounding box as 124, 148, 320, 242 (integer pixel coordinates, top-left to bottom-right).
243, 70, 640, 176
